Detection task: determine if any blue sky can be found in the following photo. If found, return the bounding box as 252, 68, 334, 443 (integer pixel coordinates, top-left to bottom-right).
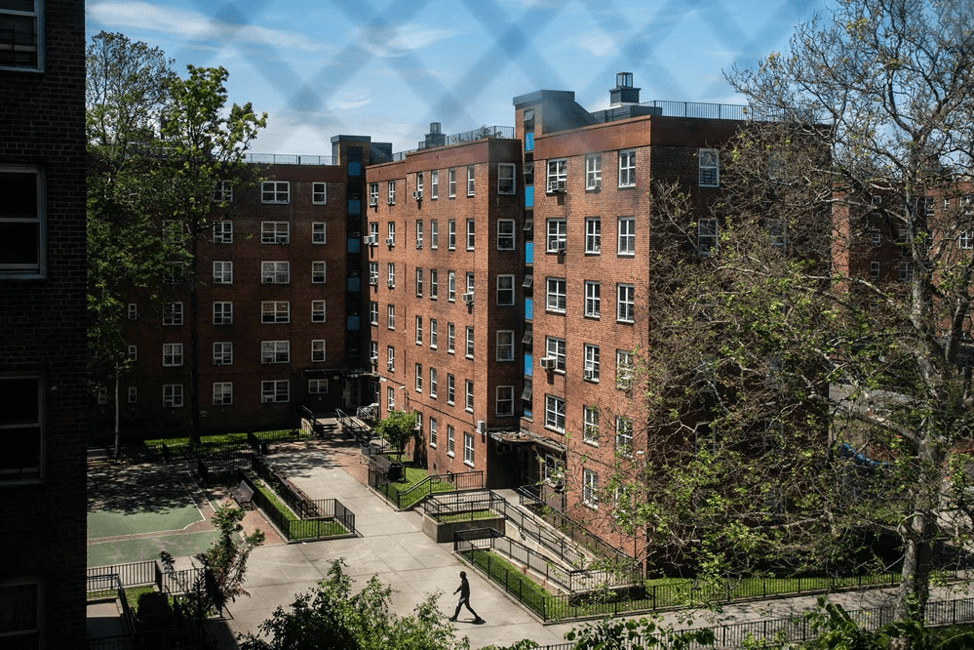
86, 0, 830, 156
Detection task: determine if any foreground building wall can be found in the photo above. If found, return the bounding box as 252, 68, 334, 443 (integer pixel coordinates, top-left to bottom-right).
0, 0, 89, 645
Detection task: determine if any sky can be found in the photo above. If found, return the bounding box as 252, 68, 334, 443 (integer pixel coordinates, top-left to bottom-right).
86, 0, 832, 157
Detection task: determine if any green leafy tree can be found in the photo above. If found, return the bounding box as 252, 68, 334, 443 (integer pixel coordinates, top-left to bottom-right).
237, 559, 469, 650
375, 409, 418, 462
600, 0, 974, 631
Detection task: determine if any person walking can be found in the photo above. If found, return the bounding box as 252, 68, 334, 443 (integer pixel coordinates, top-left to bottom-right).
449, 570, 483, 623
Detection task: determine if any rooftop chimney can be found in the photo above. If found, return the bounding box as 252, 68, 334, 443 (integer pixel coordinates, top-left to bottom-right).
609, 72, 640, 107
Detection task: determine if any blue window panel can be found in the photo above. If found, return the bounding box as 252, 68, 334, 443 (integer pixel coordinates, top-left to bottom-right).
525, 297, 533, 321
525, 184, 534, 208
348, 162, 361, 176
348, 199, 361, 215
347, 238, 361, 253
347, 277, 361, 292
524, 354, 533, 377
525, 132, 534, 151
347, 316, 360, 331
525, 241, 533, 264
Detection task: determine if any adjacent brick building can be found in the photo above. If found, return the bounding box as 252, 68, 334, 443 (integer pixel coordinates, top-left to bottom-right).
0, 0, 89, 646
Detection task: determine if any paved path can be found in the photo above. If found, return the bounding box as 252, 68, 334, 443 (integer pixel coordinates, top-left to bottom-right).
200, 434, 972, 649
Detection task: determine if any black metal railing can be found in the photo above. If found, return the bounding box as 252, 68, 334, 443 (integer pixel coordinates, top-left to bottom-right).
371, 469, 485, 510
244, 152, 334, 166
87, 561, 159, 590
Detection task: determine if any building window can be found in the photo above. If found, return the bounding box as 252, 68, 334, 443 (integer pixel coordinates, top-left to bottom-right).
369, 182, 379, 206
213, 301, 233, 325
430, 170, 439, 199
387, 305, 396, 330
463, 431, 475, 466
466, 165, 475, 196
127, 303, 138, 320
163, 302, 183, 326
583, 406, 599, 444
545, 336, 566, 372
261, 261, 290, 284
546, 277, 566, 313
546, 159, 567, 192
415, 316, 423, 345
465, 380, 474, 412
163, 384, 184, 408
311, 300, 326, 323
430, 319, 438, 348
616, 416, 633, 457
448, 271, 456, 302
261, 380, 289, 403
312, 339, 326, 362
497, 219, 516, 250
370, 341, 378, 363
699, 149, 719, 187
585, 217, 601, 254
430, 368, 438, 397
261, 221, 290, 244
387, 386, 395, 411
546, 219, 566, 252
162, 343, 183, 367
496, 274, 515, 306
618, 150, 636, 188
430, 220, 439, 248
312, 261, 326, 283
213, 342, 232, 365
387, 180, 396, 204
261, 301, 290, 324
128, 345, 137, 361
465, 326, 474, 358
584, 344, 600, 381
430, 269, 438, 299
386, 222, 396, 246
586, 154, 602, 190
898, 261, 914, 281
429, 417, 437, 446
465, 272, 475, 296
465, 218, 475, 250
387, 263, 396, 288
261, 181, 290, 204
0, 0, 41, 70
415, 363, 423, 392
369, 301, 378, 325
447, 373, 455, 404
617, 217, 635, 255
545, 395, 566, 431
447, 425, 455, 456
369, 262, 379, 286
261, 341, 290, 364
414, 219, 424, 249
448, 167, 456, 197
312, 182, 327, 204
616, 349, 633, 390
768, 219, 787, 249
447, 323, 456, 353
312, 222, 326, 244
698, 219, 718, 255
617, 284, 635, 323
496, 385, 514, 416
496, 330, 514, 361
213, 220, 233, 243
387, 346, 395, 371
128, 386, 138, 403
0, 377, 42, 481
960, 231, 974, 249
870, 261, 881, 281
498, 163, 516, 194
213, 382, 233, 405
448, 220, 456, 250
309, 379, 328, 394
584, 281, 601, 318
582, 468, 599, 507
0, 167, 44, 277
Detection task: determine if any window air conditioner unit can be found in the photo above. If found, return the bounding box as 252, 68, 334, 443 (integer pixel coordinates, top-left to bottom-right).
387, 279, 395, 288
369, 278, 378, 286
476, 420, 485, 434
539, 357, 556, 370
461, 293, 474, 305
412, 190, 422, 200
385, 237, 395, 246
555, 241, 567, 254
387, 360, 394, 370
364, 235, 376, 246
550, 181, 566, 193
370, 356, 378, 366
584, 368, 596, 381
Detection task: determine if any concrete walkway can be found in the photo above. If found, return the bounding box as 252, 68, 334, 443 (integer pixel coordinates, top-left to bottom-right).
203, 435, 973, 649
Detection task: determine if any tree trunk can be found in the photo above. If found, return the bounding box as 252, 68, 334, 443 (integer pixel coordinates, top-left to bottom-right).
896, 512, 932, 624
189, 232, 201, 448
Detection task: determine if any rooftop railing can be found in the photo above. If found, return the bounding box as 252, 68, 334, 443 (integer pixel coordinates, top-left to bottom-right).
244, 152, 334, 165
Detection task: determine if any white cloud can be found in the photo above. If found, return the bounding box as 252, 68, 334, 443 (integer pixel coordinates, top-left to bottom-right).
361, 24, 458, 58
87, 1, 330, 53
330, 89, 371, 111
578, 32, 616, 57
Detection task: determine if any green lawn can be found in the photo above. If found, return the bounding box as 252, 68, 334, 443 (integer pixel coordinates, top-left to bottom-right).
144, 429, 309, 453
243, 471, 349, 540
433, 509, 499, 523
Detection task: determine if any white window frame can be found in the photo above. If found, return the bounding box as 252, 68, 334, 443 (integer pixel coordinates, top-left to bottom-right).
430, 319, 438, 348
387, 180, 396, 205
430, 170, 439, 199
447, 323, 456, 353
617, 283, 635, 323
465, 326, 474, 359
497, 219, 516, 250
415, 268, 423, 296
163, 384, 184, 408
386, 221, 396, 246
312, 222, 326, 244
465, 379, 474, 412
870, 261, 881, 281
369, 182, 379, 206
0, 1, 43, 71
496, 385, 514, 417
128, 386, 138, 403
546, 277, 566, 313
311, 339, 326, 362
546, 219, 567, 252
447, 373, 455, 404
466, 165, 476, 196
618, 150, 636, 188
583, 406, 599, 444
0, 166, 45, 278
261, 221, 290, 244
387, 346, 395, 371
448, 219, 456, 250
213, 220, 233, 243
448, 167, 456, 198
430, 368, 438, 397
163, 302, 183, 326
415, 316, 423, 345
312, 182, 327, 205
616, 416, 633, 457
415, 363, 423, 392
698, 219, 718, 256
309, 379, 328, 394
127, 345, 137, 361
582, 468, 599, 507
128, 303, 138, 320
961, 231, 974, 250
261, 380, 289, 404
430, 269, 438, 299
496, 274, 515, 306
546, 159, 567, 192
463, 431, 475, 466
584, 344, 600, 382
261, 261, 290, 284
544, 394, 566, 431
415, 220, 424, 249
584, 281, 600, 318
496, 330, 514, 361
261, 340, 290, 364
213, 301, 233, 325
260, 301, 290, 324
213, 382, 233, 406
616, 349, 633, 390
369, 301, 378, 325
586, 154, 602, 190
312, 261, 326, 284
311, 300, 326, 323
387, 262, 395, 287
466, 218, 475, 250
261, 181, 290, 204
585, 217, 601, 254
447, 424, 455, 456
545, 336, 566, 372
898, 261, 914, 281
498, 163, 516, 194
448, 271, 456, 302
429, 417, 437, 446
699, 149, 719, 187
617, 217, 635, 255
387, 305, 396, 330
162, 343, 183, 367
213, 341, 233, 365
430, 220, 439, 248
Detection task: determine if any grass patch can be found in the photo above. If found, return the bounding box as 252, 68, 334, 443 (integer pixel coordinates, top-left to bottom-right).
243, 471, 348, 540
375, 465, 459, 509
464, 549, 555, 617
88, 584, 156, 613
433, 509, 499, 523
144, 429, 309, 454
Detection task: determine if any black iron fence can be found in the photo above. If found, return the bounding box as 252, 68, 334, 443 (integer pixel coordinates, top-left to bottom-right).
423, 489, 505, 521
87, 561, 160, 591
370, 468, 484, 510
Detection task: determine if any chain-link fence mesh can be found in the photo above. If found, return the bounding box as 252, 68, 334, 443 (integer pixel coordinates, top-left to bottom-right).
87, 0, 822, 154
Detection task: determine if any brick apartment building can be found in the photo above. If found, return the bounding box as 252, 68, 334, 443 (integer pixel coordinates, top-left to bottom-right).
0, 0, 89, 646
95, 136, 392, 435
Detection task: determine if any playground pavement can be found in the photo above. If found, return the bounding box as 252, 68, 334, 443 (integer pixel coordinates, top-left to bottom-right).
95, 433, 973, 650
